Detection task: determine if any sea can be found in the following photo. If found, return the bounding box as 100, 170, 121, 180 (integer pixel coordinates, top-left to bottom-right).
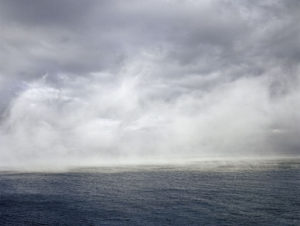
0, 158, 299, 225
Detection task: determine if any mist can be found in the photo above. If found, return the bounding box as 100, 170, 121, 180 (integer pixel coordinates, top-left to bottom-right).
1, 0, 300, 169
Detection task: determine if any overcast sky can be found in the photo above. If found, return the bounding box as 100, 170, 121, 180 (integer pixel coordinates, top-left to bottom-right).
0, 0, 300, 168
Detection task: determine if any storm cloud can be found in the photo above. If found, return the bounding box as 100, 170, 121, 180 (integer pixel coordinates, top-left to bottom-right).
0, 0, 300, 169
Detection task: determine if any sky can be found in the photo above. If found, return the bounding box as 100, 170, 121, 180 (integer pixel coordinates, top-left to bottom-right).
0, 0, 300, 168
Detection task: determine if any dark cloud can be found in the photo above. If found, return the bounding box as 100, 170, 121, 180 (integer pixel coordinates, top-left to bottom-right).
0, 0, 97, 27
1, 0, 298, 80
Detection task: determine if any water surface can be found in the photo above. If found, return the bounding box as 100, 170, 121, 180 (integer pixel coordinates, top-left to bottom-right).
0, 159, 300, 225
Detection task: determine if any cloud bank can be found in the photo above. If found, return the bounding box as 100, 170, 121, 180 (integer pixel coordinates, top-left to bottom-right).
0, 0, 300, 168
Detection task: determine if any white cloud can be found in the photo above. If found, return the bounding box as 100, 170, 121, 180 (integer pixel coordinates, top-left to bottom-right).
1, 55, 300, 169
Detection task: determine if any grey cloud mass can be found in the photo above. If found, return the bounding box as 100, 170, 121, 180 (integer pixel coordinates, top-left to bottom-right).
0, 0, 300, 169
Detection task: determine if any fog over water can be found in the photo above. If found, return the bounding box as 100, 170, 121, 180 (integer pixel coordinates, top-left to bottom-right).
0, 0, 300, 169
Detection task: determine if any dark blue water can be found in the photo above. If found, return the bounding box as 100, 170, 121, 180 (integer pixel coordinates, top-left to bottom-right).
1, 159, 300, 225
